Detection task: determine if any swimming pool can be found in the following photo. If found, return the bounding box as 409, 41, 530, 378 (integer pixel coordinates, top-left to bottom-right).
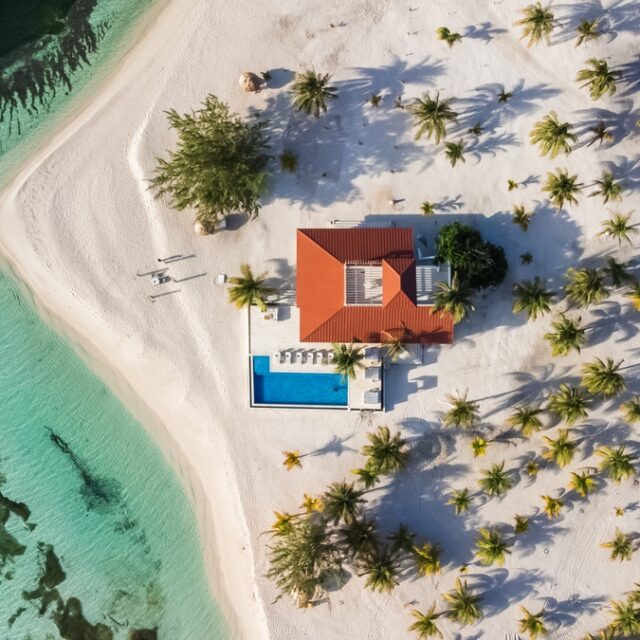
251, 356, 348, 407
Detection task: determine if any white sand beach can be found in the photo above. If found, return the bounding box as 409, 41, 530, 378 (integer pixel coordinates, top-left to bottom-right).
1, 0, 639, 638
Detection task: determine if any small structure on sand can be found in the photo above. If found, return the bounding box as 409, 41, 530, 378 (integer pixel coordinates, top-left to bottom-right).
239, 72, 264, 93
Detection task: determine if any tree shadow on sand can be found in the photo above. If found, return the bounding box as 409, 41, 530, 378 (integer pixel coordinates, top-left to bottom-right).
454, 80, 561, 134
253, 57, 447, 209
573, 99, 638, 149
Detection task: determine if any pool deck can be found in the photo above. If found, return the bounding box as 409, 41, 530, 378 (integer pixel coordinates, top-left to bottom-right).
248, 305, 383, 410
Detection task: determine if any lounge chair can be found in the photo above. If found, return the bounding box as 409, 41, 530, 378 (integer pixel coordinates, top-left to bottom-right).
327, 351, 335, 363
365, 366, 381, 382
273, 351, 282, 365
284, 351, 293, 364
295, 351, 304, 364
365, 346, 381, 362
363, 389, 381, 405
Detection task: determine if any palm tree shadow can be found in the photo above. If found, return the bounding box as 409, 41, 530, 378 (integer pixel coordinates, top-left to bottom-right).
254, 57, 446, 209
455, 80, 561, 134
308, 434, 357, 459
463, 22, 507, 43
470, 568, 547, 617
545, 594, 605, 628
573, 100, 638, 148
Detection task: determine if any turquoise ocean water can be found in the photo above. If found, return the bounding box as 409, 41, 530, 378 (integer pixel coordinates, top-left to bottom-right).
0, 0, 154, 187
0, 1, 230, 638
0, 269, 229, 638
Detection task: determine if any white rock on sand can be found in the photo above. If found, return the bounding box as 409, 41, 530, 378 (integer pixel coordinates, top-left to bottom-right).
1, 0, 639, 639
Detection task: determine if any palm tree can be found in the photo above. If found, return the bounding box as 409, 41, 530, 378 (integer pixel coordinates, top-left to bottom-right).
359, 546, 399, 593
512, 278, 555, 320
351, 465, 381, 489
292, 71, 337, 117
581, 357, 625, 397
409, 606, 443, 639
498, 88, 513, 103
604, 257, 634, 288
543, 168, 583, 208
544, 314, 586, 356
413, 542, 442, 576
512, 205, 534, 231
626, 282, 640, 311
525, 460, 540, 477
340, 517, 377, 559
388, 523, 416, 554
529, 112, 577, 158
543, 429, 577, 468
436, 26, 463, 47
433, 273, 475, 323
381, 332, 408, 362
322, 481, 365, 524
443, 390, 479, 429
598, 212, 638, 246
596, 446, 636, 483
507, 405, 544, 436
590, 171, 623, 204
547, 384, 589, 424
569, 470, 598, 497
575, 18, 600, 46
521, 252, 534, 265
621, 396, 640, 423
519, 607, 548, 639
514, 514, 530, 534
577, 59, 620, 100
267, 517, 341, 606
410, 91, 458, 143
282, 450, 303, 470
271, 511, 296, 536
332, 343, 365, 380
444, 140, 465, 167
444, 579, 483, 624
508, 179, 519, 191
300, 493, 323, 514
475, 528, 511, 566
515, 2, 555, 46
588, 121, 613, 146
601, 529, 634, 561
228, 263, 275, 311
471, 436, 488, 458
448, 488, 471, 514
479, 462, 512, 497
608, 599, 640, 637
280, 150, 297, 173
421, 201, 435, 216
564, 267, 609, 307
361, 425, 409, 475
541, 494, 564, 518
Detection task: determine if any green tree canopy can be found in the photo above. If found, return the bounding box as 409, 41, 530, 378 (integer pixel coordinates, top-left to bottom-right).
436, 222, 508, 290
150, 95, 270, 226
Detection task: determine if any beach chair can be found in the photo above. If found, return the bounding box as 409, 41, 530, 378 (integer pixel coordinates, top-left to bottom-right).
327, 351, 335, 364
365, 366, 381, 382
363, 389, 381, 406
273, 351, 283, 365
294, 351, 304, 365
365, 346, 381, 362
284, 350, 293, 364
215, 274, 227, 285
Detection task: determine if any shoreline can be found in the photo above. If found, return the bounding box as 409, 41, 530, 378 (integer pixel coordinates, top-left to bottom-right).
0, 1, 269, 638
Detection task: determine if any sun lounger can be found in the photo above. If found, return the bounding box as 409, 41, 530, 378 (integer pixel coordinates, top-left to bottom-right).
328, 351, 335, 363
365, 366, 381, 382
295, 351, 304, 364
215, 274, 227, 285
284, 351, 293, 364
365, 346, 381, 362
273, 351, 283, 365
363, 389, 381, 405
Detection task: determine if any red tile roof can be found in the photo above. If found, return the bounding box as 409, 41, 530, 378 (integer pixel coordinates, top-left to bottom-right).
297, 228, 454, 344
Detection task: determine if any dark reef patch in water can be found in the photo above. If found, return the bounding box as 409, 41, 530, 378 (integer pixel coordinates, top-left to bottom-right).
0, 0, 109, 140
22, 542, 66, 614
47, 428, 122, 509
52, 597, 114, 640
129, 629, 158, 640
0, 488, 34, 568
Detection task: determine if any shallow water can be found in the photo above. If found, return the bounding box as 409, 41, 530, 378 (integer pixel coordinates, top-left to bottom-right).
0, 269, 229, 638
0, 0, 153, 186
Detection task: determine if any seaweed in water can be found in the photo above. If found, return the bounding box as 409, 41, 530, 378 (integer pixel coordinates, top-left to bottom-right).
22, 542, 66, 614
0, 488, 35, 568
52, 597, 114, 640
129, 630, 158, 640
0, 0, 109, 139
46, 427, 121, 509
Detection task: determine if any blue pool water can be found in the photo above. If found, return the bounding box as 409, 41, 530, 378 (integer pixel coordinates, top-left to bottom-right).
252, 356, 348, 406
